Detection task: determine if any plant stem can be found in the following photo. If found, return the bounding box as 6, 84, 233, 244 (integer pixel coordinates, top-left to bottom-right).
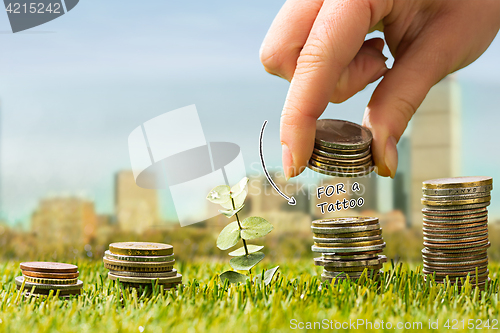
231, 198, 250, 258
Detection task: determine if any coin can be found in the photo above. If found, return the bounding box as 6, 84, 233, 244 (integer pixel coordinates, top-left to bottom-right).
423, 235, 488, 244
422, 216, 488, 224
21, 270, 79, 279
422, 185, 493, 196
422, 176, 493, 189
314, 239, 384, 248
421, 207, 487, 216
422, 245, 489, 257
307, 163, 375, 177
311, 153, 372, 166
108, 269, 178, 278
422, 192, 491, 201
20, 262, 78, 273
422, 202, 490, 211
15, 276, 83, 291
422, 253, 487, 262
314, 230, 382, 239
324, 264, 383, 272
314, 255, 387, 268
312, 217, 378, 227
104, 262, 174, 273
312, 243, 386, 253
423, 229, 488, 238
105, 250, 174, 263
423, 267, 488, 277
422, 221, 487, 229
309, 158, 373, 172
23, 276, 78, 285
108, 272, 182, 284
109, 242, 173, 256
323, 252, 382, 260
421, 196, 491, 206
422, 211, 488, 220
313, 147, 370, 160
314, 119, 373, 150
312, 224, 380, 234
423, 239, 489, 250
313, 235, 382, 243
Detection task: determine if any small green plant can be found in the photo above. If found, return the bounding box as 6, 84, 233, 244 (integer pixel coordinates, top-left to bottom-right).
207, 177, 279, 285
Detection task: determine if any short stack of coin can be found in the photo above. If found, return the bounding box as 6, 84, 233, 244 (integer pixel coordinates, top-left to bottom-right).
103, 242, 182, 290
311, 217, 386, 283
307, 119, 374, 177
421, 176, 492, 289
16, 262, 82, 297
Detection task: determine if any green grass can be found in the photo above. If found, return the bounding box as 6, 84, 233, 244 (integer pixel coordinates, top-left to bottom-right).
0, 260, 498, 332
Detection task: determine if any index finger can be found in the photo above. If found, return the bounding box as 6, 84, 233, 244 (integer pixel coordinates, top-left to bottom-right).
280, 0, 390, 178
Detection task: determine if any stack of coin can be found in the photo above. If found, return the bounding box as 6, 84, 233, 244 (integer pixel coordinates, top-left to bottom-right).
103, 242, 182, 290
308, 119, 374, 177
311, 217, 386, 283
421, 176, 492, 289
16, 262, 82, 297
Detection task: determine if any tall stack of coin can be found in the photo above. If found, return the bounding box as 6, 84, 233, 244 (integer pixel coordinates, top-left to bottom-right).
308, 119, 374, 177
16, 262, 82, 297
421, 176, 492, 289
311, 217, 386, 282
103, 242, 182, 290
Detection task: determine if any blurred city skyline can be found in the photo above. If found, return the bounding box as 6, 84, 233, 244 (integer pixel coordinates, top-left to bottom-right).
0, 0, 500, 226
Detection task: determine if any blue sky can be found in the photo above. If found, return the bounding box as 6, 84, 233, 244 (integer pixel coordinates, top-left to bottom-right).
0, 0, 499, 226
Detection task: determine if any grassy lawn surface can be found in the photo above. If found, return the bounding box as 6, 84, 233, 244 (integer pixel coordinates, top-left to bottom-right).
0, 260, 498, 332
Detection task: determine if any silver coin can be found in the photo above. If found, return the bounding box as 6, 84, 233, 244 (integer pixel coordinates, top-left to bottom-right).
422, 202, 490, 211
423, 258, 488, 269
323, 253, 380, 260
103, 257, 175, 268
313, 235, 382, 243
15, 276, 83, 291
108, 269, 178, 278
313, 147, 370, 160
108, 272, 182, 284
314, 119, 372, 150
422, 192, 491, 201
105, 250, 174, 263
423, 239, 489, 250
422, 185, 493, 196
312, 217, 379, 226
312, 224, 380, 234
423, 234, 488, 243
422, 216, 488, 224
312, 243, 386, 253
421, 207, 488, 216
422, 229, 488, 238
307, 162, 374, 177
314, 255, 386, 268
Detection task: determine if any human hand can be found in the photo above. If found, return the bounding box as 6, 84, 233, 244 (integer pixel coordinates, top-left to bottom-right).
260, 0, 500, 179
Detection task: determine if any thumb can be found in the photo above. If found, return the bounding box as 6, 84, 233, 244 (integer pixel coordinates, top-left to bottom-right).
363, 57, 446, 178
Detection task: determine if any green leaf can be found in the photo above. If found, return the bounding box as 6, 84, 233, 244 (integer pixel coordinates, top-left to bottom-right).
218, 204, 245, 218
229, 252, 265, 271
261, 266, 280, 285
228, 245, 264, 256
240, 216, 273, 240
216, 221, 241, 250
220, 189, 247, 210
207, 185, 231, 204
230, 177, 249, 198
219, 271, 249, 284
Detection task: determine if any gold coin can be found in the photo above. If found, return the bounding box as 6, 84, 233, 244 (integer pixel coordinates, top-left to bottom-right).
109, 242, 173, 256
422, 176, 492, 189
108, 272, 182, 284
23, 275, 78, 285
312, 217, 378, 227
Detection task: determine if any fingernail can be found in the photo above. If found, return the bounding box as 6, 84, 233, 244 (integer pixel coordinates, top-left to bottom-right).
384, 136, 398, 179
281, 143, 293, 181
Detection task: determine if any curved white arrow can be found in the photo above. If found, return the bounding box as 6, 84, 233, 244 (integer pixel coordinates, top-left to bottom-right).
259, 120, 296, 205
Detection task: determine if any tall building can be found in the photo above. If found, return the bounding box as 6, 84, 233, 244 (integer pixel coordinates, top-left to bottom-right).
409, 76, 461, 226
31, 196, 97, 248
115, 170, 159, 233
